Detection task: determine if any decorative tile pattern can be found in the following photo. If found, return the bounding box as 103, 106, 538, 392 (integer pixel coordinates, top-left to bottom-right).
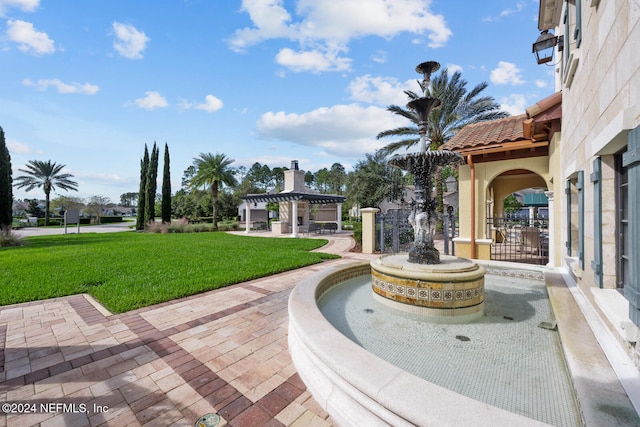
485, 267, 544, 281
371, 268, 485, 310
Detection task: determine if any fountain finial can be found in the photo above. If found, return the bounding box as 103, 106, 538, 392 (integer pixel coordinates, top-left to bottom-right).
416, 61, 440, 94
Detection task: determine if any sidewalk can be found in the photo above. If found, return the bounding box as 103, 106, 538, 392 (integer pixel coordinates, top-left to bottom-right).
0, 232, 372, 427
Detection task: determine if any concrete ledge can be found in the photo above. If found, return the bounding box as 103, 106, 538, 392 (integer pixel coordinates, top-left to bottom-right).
288, 262, 550, 427
547, 270, 640, 426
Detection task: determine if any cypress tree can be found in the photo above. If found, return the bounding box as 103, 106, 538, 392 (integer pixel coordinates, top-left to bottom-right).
0, 127, 13, 229
161, 143, 171, 223
144, 143, 159, 224
136, 145, 149, 230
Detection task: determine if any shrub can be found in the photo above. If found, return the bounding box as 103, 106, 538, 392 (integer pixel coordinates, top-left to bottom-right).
352, 221, 362, 246
218, 221, 240, 231
99, 216, 124, 224
146, 218, 214, 234
38, 218, 61, 226
0, 226, 25, 247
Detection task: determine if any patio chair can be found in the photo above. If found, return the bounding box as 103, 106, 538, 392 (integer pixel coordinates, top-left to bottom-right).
521, 226, 542, 254
323, 223, 338, 233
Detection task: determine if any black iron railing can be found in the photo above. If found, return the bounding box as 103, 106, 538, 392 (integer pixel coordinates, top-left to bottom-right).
487, 216, 549, 265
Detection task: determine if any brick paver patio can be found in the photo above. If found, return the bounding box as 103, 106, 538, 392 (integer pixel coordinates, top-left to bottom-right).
1, 233, 374, 427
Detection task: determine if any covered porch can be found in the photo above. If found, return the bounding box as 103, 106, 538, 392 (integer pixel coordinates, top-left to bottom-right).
441, 92, 562, 265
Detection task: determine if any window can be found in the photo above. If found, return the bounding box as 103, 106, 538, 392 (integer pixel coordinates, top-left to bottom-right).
615, 149, 629, 290
563, 0, 582, 80
564, 2, 570, 66
574, 0, 582, 48
565, 172, 584, 268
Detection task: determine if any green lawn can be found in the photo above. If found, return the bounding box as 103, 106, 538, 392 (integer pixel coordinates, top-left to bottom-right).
0, 232, 338, 313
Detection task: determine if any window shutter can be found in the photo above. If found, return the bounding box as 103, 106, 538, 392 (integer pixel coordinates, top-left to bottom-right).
623, 126, 640, 326
590, 158, 602, 287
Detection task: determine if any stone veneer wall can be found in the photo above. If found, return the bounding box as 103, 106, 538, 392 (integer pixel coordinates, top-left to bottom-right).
553, 0, 640, 368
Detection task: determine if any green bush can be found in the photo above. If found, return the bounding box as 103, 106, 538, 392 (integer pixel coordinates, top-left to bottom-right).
352, 221, 362, 245
218, 221, 240, 231
37, 218, 60, 226
146, 219, 214, 233
99, 216, 124, 224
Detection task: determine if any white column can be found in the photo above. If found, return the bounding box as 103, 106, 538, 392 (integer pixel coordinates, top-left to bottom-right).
337, 203, 343, 232
529, 205, 535, 226
245, 202, 251, 234
291, 201, 299, 238
545, 191, 555, 266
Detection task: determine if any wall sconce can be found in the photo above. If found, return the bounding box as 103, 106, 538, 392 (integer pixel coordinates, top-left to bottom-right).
532, 30, 562, 65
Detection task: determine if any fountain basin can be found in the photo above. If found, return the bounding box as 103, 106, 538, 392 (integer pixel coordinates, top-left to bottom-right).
371, 254, 485, 322
288, 261, 549, 427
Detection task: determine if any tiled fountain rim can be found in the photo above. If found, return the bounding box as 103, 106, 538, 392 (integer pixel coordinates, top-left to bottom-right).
288, 261, 551, 427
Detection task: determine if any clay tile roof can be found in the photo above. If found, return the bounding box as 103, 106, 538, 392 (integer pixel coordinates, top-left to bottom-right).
441, 114, 527, 151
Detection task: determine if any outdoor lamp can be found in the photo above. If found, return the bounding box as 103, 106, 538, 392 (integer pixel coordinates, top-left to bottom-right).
533, 30, 559, 65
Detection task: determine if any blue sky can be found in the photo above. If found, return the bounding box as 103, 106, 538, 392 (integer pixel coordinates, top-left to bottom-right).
1, 0, 553, 203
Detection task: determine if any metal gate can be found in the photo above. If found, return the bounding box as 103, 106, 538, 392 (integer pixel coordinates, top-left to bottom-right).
487, 216, 549, 265
375, 209, 458, 255
376, 209, 414, 253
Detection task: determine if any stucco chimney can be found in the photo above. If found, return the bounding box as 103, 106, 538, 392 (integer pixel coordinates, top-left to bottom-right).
284, 160, 306, 192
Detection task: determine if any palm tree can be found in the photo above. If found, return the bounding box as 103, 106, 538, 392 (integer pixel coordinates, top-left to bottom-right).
14, 160, 78, 226
377, 68, 509, 223
189, 153, 237, 230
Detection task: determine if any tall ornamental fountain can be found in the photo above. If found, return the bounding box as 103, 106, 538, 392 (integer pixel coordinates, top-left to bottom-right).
370, 61, 486, 322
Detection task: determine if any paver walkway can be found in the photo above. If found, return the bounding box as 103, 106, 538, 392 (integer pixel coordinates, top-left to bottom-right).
0, 232, 374, 427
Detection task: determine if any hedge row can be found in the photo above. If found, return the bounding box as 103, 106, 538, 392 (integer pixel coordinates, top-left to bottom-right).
35, 216, 124, 226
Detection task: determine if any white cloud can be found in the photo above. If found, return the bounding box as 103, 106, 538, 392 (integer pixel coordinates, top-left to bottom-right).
7, 139, 34, 154
134, 91, 168, 110
229, 0, 452, 72
483, 1, 526, 22
6, 19, 54, 55
23, 78, 99, 94
256, 103, 406, 158
293, 0, 451, 46
275, 47, 351, 72
499, 94, 527, 115
227, 0, 295, 52
347, 75, 411, 106
112, 22, 149, 59
535, 79, 548, 88
371, 50, 387, 64
490, 61, 525, 85
0, 0, 39, 16
178, 95, 224, 112
446, 63, 463, 74
194, 95, 224, 112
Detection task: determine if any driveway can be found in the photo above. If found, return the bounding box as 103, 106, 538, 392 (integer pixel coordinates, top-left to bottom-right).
12, 221, 135, 237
